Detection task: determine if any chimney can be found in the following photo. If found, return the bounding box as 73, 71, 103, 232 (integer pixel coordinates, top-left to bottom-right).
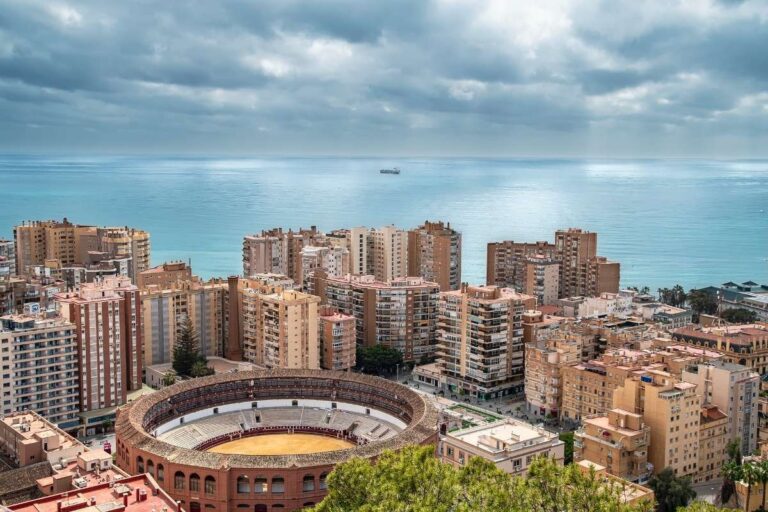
57, 502, 62, 512
123, 495, 128, 507
136, 489, 140, 503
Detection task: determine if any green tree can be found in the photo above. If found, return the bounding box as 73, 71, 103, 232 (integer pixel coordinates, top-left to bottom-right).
648, 468, 696, 512
678, 501, 721, 512
101, 418, 113, 432
757, 459, 768, 511
721, 308, 758, 324
559, 431, 575, 465
190, 359, 214, 378
312, 445, 653, 512
721, 460, 742, 505
727, 439, 743, 465
162, 369, 177, 387
172, 316, 202, 378
356, 344, 404, 375
687, 289, 718, 321
741, 461, 762, 512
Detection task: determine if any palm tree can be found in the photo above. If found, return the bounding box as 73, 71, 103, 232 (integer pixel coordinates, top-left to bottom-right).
722, 461, 743, 506
742, 461, 761, 512
759, 459, 768, 511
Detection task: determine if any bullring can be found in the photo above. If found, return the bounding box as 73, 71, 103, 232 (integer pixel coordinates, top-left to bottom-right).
115, 369, 439, 512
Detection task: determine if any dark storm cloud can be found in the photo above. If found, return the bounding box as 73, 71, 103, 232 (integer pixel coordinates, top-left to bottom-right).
0, 0, 766, 156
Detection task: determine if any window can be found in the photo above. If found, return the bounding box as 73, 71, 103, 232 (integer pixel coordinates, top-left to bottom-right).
302, 475, 315, 492
205, 476, 216, 495
190, 474, 200, 492
272, 477, 285, 493
147, 460, 154, 478
136, 456, 144, 473
157, 465, 164, 482
174, 471, 185, 490
237, 476, 250, 494
190, 503, 200, 512
319, 473, 328, 490
292, 400, 298, 407
254, 477, 267, 494
255, 506, 268, 512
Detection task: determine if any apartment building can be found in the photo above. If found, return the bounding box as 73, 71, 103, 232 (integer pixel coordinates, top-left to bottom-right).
319, 274, 439, 362
486, 240, 556, 290
141, 277, 229, 365
136, 261, 193, 289
575, 408, 651, 483
0, 313, 80, 430
299, 245, 349, 294
556, 228, 619, 298
522, 255, 559, 306
0, 238, 15, 276
54, 276, 142, 411
13, 220, 150, 281
252, 290, 320, 369
673, 323, 768, 375
682, 361, 759, 456
318, 306, 356, 371
440, 418, 564, 476
370, 225, 408, 282
407, 221, 461, 291
437, 284, 535, 398
242, 226, 324, 283
524, 337, 581, 417
696, 404, 728, 483
613, 370, 700, 478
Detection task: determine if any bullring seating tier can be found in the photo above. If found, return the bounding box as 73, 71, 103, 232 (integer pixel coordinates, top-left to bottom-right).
158, 407, 402, 449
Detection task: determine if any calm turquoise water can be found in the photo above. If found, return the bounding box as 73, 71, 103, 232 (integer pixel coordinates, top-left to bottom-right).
1, 155, 766, 290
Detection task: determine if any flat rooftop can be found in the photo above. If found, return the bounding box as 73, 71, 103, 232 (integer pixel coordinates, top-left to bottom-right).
448, 418, 555, 453
8, 474, 178, 512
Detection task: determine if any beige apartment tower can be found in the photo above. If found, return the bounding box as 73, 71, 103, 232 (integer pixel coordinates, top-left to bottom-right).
523, 255, 559, 306
613, 370, 700, 478
319, 274, 440, 362
13, 219, 150, 280
437, 284, 535, 398
575, 408, 651, 483
55, 276, 143, 412
242, 226, 324, 283
555, 228, 619, 298
318, 306, 356, 371
0, 313, 80, 430
141, 277, 229, 365
407, 220, 462, 291
486, 240, 556, 290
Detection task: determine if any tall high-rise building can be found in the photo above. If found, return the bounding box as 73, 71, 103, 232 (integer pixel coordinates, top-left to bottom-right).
13, 220, 150, 281
522, 255, 560, 306
555, 228, 619, 298
0, 312, 80, 430
487, 229, 619, 299
682, 361, 759, 456
370, 225, 408, 282
407, 220, 462, 291
0, 238, 15, 277
55, 276, 142, 411
242, 226, 324, 283
299, 245, 349, 294
318, 305, 356, 371
486, 241, 556, 290
241, 289, 320, 369
319, 274, 440, 362
437, 284, 535, 398
141, 277, 229, 365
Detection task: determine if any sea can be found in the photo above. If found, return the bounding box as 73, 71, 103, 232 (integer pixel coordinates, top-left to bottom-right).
1, 155, 766, 291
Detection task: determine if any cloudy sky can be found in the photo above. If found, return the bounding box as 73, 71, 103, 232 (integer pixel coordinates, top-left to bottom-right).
1, 0, 767, 157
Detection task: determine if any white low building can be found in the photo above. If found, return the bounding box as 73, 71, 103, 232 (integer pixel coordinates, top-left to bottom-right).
439, 418, 564, 475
